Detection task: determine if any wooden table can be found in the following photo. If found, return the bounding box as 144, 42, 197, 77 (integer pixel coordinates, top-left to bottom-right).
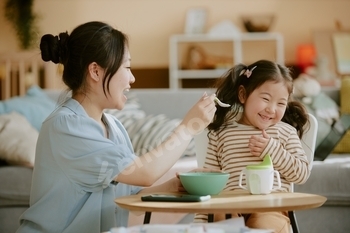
115, 190, 327, 224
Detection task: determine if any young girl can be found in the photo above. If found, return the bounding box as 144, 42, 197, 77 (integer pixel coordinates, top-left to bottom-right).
194, 60, 310, 233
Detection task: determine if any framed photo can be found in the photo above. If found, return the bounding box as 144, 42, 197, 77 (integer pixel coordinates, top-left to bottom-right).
332, 32, 350, 76
184, 8, 207, 34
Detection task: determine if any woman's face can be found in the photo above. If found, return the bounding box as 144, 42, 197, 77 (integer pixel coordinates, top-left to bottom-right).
239, 81, 289, 130
106, 48, 135, 110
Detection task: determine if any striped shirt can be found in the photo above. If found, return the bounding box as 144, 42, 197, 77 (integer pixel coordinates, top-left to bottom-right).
194, 120, 310, 222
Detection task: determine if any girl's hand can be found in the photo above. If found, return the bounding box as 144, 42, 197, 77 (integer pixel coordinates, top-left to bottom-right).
249, 129, 270, 156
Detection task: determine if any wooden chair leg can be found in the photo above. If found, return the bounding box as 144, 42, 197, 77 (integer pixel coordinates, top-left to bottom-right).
208, 214, 214, 222
208, 213, 231, 222
288, 211, 299, 233
143, 212, 152, 224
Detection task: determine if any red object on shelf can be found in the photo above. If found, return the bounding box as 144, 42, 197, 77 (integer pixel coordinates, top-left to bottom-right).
296, 44, 316, 72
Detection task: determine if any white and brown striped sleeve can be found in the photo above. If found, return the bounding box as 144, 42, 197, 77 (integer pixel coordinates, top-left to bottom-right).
261, 123, 310, 184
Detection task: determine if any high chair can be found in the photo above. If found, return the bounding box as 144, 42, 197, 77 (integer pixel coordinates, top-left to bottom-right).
194, 113, 318, 233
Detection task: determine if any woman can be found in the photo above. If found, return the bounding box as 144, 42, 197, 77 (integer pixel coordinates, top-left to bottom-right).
17, 21, 216, 233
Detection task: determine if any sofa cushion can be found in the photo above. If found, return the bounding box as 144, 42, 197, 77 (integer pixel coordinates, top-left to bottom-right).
0, 85, 56, 131
105, 93, 196, 158
298, 92, 339, 149
0, 166, 32, 207
295, 154, 350, 205
0, 112, 38, 166
128, 114, 196, 158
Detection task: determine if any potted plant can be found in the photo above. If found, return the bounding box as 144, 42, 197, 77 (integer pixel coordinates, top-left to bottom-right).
4, 0, 39, 50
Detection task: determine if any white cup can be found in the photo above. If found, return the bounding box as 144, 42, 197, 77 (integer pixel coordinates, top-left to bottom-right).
238, 167, 281, 195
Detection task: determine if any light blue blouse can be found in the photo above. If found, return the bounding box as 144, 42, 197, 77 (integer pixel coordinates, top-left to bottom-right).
17, 98, 142, 233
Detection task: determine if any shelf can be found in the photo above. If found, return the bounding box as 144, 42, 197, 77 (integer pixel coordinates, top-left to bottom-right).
176, 69, 229, 79
171, 32, 283, 42
169, 33, 284, 89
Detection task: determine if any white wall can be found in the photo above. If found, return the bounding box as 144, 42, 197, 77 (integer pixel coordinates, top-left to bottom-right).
1, 0, 349, 67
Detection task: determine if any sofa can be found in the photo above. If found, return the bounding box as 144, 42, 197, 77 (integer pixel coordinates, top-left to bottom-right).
1, 87, 350, 233
0, 87, 206, 232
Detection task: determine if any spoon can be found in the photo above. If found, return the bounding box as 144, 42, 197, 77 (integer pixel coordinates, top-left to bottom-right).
214, 97, 231, 108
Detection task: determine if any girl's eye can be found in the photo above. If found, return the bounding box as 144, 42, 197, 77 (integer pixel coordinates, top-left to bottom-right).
262, 98, 269, 101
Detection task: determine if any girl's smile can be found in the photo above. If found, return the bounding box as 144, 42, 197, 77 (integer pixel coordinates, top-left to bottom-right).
239, 81, 288, 129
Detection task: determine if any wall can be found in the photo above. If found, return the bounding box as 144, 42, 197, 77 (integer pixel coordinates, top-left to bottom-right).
1, 0, 349, 68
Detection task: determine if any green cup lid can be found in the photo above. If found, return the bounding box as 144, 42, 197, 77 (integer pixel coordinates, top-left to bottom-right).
246, 154, 273, 170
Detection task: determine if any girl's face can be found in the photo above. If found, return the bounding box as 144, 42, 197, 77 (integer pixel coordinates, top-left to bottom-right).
106, 48, 135, 110
239, 81, 289, 130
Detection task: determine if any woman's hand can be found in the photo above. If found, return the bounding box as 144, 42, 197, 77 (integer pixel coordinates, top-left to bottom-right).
249, 129, 270, 156
179, 93, 217, 137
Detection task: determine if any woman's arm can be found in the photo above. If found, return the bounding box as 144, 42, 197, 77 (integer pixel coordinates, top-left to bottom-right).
115, 94, 217, 186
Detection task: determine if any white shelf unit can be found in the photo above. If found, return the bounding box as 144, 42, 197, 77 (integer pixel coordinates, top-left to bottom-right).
169, 33, 284, 89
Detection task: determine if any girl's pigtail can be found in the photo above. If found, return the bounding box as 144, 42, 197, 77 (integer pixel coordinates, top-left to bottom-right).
282, 100, 309, 138
208, 65, 244, 132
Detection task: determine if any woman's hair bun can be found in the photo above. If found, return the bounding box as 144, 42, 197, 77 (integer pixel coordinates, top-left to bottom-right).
58, 32, 69, 63
40, 32, 69, 64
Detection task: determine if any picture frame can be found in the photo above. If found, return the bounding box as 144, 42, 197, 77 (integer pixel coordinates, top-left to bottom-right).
184, 8, 207, 34
332, 32, 350, 76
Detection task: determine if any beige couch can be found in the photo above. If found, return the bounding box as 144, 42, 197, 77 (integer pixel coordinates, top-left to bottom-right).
130, 89, 350, 233
1, 88, 349, 233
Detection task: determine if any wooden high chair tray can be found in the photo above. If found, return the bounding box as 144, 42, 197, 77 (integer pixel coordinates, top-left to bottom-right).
115, 190, 327, 224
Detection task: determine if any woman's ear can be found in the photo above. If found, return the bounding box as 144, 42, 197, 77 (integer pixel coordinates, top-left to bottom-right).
88, 62, 102, 82
238, 85, 246, 104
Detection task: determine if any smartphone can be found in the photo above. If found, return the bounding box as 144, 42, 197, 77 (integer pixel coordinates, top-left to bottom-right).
141, 194, 211, 202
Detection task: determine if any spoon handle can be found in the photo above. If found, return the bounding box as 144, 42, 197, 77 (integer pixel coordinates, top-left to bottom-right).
214, 97, 231, 108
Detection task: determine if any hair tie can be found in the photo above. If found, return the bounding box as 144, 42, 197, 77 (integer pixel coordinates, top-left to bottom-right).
58, 32, 69, 63
239, 66, 257, 78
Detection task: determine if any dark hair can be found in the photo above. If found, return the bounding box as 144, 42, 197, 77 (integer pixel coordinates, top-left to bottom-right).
39, 21, 128, 96
209, 60, 309, 138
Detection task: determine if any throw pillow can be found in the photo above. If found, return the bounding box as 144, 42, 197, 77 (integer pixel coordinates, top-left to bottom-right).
297, 92, 339, 148
0, 85, 56, 131
105, 93, 196, 158
311, 92, 339, 125
0, 112, 38, 167
125, 114, 196, 158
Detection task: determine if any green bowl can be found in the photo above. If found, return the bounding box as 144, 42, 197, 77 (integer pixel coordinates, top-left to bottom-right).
179, 172, 229, 196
